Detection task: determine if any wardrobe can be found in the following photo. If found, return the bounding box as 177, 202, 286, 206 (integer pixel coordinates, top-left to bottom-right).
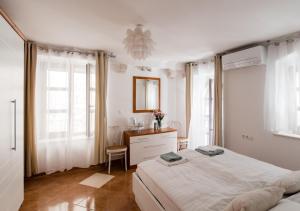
0, 14, 24, 210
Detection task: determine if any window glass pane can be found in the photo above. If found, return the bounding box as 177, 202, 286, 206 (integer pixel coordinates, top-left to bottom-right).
47, 113, 68, 133
90, 111, 95, 135
73, 112, 86, 134
296, 71, 300, 88
73, 63, 86, 73
90, 90, 95, 107
204, 118, 209, 130
48, 90, 68, 110
47, 70, 68, 88
72, 72, 86, 134
73, 72, 86, 105
48, 59, 67, 68
90, 64, 96, 89
90, 73, 96, 89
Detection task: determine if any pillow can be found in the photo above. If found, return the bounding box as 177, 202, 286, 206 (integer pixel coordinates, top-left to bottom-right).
269, 199, 300, 211
273, 171, 300, 194
224, 187, 285, 211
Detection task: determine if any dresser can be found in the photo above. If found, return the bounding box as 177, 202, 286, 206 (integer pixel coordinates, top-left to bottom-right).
124, 128, 177, 167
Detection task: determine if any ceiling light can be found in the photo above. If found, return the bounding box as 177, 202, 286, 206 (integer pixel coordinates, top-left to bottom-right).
123, 24, 154, 60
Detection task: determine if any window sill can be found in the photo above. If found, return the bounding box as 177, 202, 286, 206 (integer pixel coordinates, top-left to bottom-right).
273, 132, 300, 140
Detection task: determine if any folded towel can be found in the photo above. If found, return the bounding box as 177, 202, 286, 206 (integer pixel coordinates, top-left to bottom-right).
156, 157, 188, 167
160, 152, 182, 162
197, 146, 218, 152
195, 148, 224, 156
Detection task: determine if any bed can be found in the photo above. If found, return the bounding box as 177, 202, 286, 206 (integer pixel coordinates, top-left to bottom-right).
132, 147, 299, 211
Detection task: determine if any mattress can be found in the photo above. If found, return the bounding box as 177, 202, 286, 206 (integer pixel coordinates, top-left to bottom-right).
137, 163, 180, 211
136, 147, 290, 211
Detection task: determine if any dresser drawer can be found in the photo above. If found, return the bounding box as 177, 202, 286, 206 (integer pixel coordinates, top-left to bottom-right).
130, 143, 176, 165
129, 132, 177, 165
157, 131, 177, 139
143, 144, 176, 159
130, 134, 159, 144
130, 131, 177, 144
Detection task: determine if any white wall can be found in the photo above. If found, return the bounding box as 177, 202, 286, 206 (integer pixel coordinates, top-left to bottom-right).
175, 70, 186, 137
224, 65, 300, 170
107, 61, 186, 144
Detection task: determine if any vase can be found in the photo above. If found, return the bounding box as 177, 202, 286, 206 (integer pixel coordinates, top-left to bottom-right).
157, 120, 162, 129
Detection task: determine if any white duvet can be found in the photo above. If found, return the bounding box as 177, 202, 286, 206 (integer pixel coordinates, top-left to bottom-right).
137, 147, 290, 211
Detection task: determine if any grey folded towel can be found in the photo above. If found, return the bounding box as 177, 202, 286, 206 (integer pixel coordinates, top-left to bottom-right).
195, 148, 224, 156
160, 152, 182, 162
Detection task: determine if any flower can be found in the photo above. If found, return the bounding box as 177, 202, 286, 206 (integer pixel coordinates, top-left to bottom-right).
153, 110, 165, 121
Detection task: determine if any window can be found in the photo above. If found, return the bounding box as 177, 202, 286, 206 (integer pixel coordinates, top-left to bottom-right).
188, 62, 215, 148
87, 64, 96, 136
265, 40, 300, 136
36, 53, 96, 141
204, 79, 214, 144
295, 65, 300, 132
46, 64, 69, 138
35, 50, 98, 174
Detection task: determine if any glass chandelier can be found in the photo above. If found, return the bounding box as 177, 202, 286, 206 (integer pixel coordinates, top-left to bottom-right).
123, 24, 154, 60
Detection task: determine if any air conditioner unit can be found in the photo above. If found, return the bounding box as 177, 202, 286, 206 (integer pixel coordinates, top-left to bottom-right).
222, 46, 266, 71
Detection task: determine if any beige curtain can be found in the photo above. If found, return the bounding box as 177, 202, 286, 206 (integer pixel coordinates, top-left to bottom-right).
24, 41, 38, 177
94, 51, 108, 164
213, 55, 223, 146
185, 63, 194, 138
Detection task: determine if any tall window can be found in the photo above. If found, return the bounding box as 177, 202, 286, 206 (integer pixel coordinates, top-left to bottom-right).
188, 62, 215, 148
35, 50, 96, 174
297, 68, 300, 130
205, 79, 214, 144
265, 40, 300, 136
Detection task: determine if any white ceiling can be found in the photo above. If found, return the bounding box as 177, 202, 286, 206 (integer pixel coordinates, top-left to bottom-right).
1, 0, 300, 68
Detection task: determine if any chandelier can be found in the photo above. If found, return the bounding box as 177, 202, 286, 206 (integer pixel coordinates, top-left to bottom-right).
123, 24, 154, 60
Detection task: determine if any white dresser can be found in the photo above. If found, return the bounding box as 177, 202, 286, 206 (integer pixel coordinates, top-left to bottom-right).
124, 128, 177, 166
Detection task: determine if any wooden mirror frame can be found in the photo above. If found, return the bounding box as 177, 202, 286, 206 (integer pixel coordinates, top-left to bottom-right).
133, 76, 161, 113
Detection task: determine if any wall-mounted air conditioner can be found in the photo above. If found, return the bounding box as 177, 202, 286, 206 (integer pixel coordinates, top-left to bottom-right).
222, 46, 266, 71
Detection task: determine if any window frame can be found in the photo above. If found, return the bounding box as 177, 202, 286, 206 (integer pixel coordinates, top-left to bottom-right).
46, 62, 95, 139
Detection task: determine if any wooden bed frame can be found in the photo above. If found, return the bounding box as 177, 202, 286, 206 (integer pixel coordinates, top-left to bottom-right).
132, 172, 164, 211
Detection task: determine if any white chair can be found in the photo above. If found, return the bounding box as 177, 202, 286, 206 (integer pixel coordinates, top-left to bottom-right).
106, 126, 127, 174
169, 120, 183, 134
168, 121, 189, 151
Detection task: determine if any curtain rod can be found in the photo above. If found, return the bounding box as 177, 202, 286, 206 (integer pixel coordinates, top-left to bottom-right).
219, 31, 300, 56
34, 41, 116, 58
196, 57, 214, 64
219, 43, 263, 56
264, 31, 300, 45
186, 57, 214, 65
186, 62, 198, 66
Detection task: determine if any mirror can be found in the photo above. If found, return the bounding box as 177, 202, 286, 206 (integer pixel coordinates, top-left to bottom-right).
133, 76, 160, 113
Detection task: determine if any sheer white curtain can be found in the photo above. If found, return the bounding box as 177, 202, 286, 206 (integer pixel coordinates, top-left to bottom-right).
265, 39, 300, 135
188, 62, 214, 149
35, 49, 97, 174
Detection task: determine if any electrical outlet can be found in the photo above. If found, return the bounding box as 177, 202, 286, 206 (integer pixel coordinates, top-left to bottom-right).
241, 134, 254, 141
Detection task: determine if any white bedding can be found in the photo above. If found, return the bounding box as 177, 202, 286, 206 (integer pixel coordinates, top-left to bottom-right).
287, 192, 300, 204
136, 147, 290, 211
270, 193, 300, 211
